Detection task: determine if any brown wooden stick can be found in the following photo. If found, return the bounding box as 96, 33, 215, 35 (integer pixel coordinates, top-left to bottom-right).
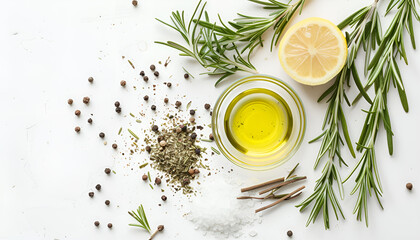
238, 191, 302, 200
258, 176, 307, 195
241, 177, 284, 193
255, 186, 305, 213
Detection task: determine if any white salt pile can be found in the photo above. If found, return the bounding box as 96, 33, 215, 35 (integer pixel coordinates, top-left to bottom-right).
186, 177, 260, 238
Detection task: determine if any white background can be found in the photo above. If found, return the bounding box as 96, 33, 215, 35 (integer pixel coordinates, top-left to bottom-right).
1, 0, 419, 239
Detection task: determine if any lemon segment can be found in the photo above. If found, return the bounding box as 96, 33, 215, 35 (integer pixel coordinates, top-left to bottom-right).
279, 17, 347, 86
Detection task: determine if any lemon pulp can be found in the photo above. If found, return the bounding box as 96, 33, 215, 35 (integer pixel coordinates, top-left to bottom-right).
224, 88, 293, 156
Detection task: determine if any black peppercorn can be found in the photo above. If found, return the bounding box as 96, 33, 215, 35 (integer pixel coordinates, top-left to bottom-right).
150, 64, 156, 71
161, 195, 167, 201
105, 200, 110, 206
99, 132, 105, 138
406, 183, 413, 190
190, 133, 197, 140
151, 105, 156, 111
143, 76, 149, 82
181, 125, 187, 132
209, 133, 214, 141
142, 174, 148, 181
175, 101, 182, 108
287, 230, 293, 237
75, 110, 81, 116
164, 98, 169, 103
83, 96, 90, 104
140, 70, 145, 76
88, 77, 94, 83
115, 107, 122, 113
190, 109, 195, 115
75, 126, 81, 132
114, 101, 120, 107
194, 169, 200, 174
158, 225, 164, 231
94, 221, 100, 227
105, 168, 111, 174
167, 82, 172, 88
195, 148, 201, 155
182, 178, 190, 186
107, 223, 113, 229
67, 98, 73, 105
87, 118, 93, 124
120, 80, 126, 87
184, 73, 189, 79
112, 143, 118, 149
204, 103, 211, 110
143, 95, 149, 101
95, 184, 101, 191
145, 145, 151, 153
155, 177, 162, 185
152, 125, 159, 132
132, 0, 138, 6
154, 71, 159, 77
88, 192, 94, 198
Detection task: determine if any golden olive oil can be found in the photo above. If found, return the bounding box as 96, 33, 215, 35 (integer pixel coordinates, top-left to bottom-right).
224, 88, 293, 156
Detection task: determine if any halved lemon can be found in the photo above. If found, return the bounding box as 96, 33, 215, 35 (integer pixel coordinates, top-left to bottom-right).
279, 17, 347, 86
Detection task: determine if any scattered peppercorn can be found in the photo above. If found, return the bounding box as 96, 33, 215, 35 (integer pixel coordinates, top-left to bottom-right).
184, 73, 189, 79
120, 80, 126, 87
145, 145, 151, 153
154, 71, 159, 77
406, 183, 413, 190
158, 225, 164, 231
143, 95, 149, 101
194, 169, 200, 174
75, 126, 81, 132
175, 101, 182, 108
99, 132, 105, 138
132, 0, 137, 6
75, 110, 81, 116
195, 148, 201, 155
88, 192, 94, 198
151, 105, 156, 111
204, 103, 211, 110
143, 76, 149, 82
87, 118, 93, 124
112, 143, 118, 149
161, 195, 167, 201
114, 101, 120, 107
150, 64, 156, 71
287, 230, 293, 237
105, 200, 110, 206
209, 133, 214, 141
88, 77, 94, 83
107, 223, 113, 229
142, 174, 148, 181
95, 184, 101, 191
164, 98, 169, 103
167, 82, 172, 87
140, 70, 145, 76
182, 178, 190, 186
83, 96, 90, 104
190, 133, 197, 140
189, 109, 195, 115
189, 117, 195, 123
94, 221, 100, 227
188, 168, 195, 175
152, 125, 159, 132
67, 99, 73, 105
181, 125, 187, 132
115, 107, 122, 113
155, 177, 162, 185
105, 168, 111, 174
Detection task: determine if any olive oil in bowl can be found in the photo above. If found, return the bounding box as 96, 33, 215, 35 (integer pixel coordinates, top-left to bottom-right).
224, 88, 293, 156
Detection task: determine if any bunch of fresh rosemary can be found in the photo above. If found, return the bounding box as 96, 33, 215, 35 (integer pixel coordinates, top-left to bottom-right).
345, 0, 419, 226
296, 0, 381, 229
155, 0, 305, 84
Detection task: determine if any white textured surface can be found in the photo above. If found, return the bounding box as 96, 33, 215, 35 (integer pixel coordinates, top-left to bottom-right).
1, 0, 419, 239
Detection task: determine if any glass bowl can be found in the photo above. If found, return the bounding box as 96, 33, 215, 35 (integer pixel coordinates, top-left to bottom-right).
212, 75, 306, 170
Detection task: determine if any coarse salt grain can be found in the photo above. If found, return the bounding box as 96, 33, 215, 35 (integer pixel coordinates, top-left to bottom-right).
187, 177, 260, 238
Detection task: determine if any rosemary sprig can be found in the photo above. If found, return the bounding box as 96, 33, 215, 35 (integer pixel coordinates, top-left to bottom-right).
296, 0, 381, 229
345, 0, 419, 226
156, 1, 257, 84
128, 204, 151, 233
196, 0, 305, 54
